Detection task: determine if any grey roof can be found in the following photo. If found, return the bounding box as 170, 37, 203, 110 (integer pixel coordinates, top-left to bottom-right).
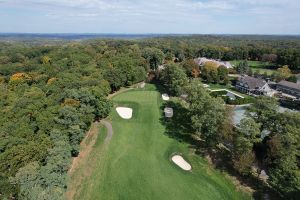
194, 57, 232, 68
278, 80, 300, 91
238, 76, 267, 90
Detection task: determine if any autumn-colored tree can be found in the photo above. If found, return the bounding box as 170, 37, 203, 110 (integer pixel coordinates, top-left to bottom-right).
47, 77, 57, 85
41, 56, 51, 65
9, 72, 31, 84
202, 61, 219, 83
204, 61, 219, 70
191, 68, 200, 78
233, 152, 256, 175
262, 54, 277, 63
181, 59, 200, 78
10, 73, 30, 81
0, 75, 5, 83
277, 65, 291, 81
232, 118, 261, 175
62, 98, 80, 107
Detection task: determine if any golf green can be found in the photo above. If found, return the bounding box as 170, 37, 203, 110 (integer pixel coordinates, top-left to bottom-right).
73, 84, 251, 200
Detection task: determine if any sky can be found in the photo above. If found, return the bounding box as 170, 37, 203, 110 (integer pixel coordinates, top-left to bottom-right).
0, 0, 299, 34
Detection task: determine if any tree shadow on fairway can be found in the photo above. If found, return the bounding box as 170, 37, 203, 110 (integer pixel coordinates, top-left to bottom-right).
153, 82, 200, 148
159, 101, 198, 147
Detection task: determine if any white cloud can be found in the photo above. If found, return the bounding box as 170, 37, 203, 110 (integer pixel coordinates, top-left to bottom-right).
0, 0, 298, 16
195, 1, 235, 10
0, 0, 299, 33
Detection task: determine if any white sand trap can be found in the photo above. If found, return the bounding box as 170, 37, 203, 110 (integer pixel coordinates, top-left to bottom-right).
116, 107, 133, 119
171, 155, 192, 171
162, 93, 170, 101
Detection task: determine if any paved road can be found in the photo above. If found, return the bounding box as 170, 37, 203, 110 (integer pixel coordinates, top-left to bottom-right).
100, 120, 113, 144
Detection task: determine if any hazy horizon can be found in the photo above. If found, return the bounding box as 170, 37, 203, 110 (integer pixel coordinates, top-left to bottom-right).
0, 33, 300, 36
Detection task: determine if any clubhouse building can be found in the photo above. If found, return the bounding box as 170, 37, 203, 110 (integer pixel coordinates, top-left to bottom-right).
235, 75, 272, 96
276, 80, 300, 99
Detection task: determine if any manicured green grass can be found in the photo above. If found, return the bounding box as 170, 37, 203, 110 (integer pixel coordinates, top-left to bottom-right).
230, 60, 270, 68
208, 83, 233, 90
251, 68, 275, 75
207, 84, 251, 99
74, 84, 251, 200
230, 60, 276, 75
229, 88, 254, 99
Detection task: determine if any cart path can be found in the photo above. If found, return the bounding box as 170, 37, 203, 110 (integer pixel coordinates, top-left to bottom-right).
101, 120, 113, 144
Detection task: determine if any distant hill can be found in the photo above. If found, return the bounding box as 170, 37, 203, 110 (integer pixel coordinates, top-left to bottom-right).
0, 33, 299, 42
0, 33, 179, 41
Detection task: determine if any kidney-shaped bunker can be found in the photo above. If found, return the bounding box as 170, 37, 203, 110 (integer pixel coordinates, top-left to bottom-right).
171, 155, 192, 171
116, 107, 133, 119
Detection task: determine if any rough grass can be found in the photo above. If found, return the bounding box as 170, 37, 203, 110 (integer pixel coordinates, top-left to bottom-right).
66, 122, 106, 200
72, 84, 252, 200
93, 125, 107, 148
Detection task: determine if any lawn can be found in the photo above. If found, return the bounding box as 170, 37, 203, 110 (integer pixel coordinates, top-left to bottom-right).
207, 83, 233, 90
251, 68, 276, 75
230, 60, 276, 75
207, 83, 251, 98
70, 84, 251, 200
230, 60, 271, 68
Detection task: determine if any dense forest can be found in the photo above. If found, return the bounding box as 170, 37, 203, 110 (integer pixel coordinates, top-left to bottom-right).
141, 35, 300, 71
0, 35, 299, 199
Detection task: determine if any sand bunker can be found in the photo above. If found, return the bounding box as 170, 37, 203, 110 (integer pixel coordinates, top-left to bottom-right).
171, 155, 192, 171
116, 107, 133, 119
162, 93, 170, 101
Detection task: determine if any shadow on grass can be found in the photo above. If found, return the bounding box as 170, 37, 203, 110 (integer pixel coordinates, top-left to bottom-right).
160, 101, 193, 141
154, 82, 205, 149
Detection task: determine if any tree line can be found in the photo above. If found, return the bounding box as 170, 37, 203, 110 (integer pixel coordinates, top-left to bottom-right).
159, 64, 299, 199
140, 35, 300, 71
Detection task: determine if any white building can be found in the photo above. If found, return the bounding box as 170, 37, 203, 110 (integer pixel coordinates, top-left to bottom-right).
235, 75, 273, 96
